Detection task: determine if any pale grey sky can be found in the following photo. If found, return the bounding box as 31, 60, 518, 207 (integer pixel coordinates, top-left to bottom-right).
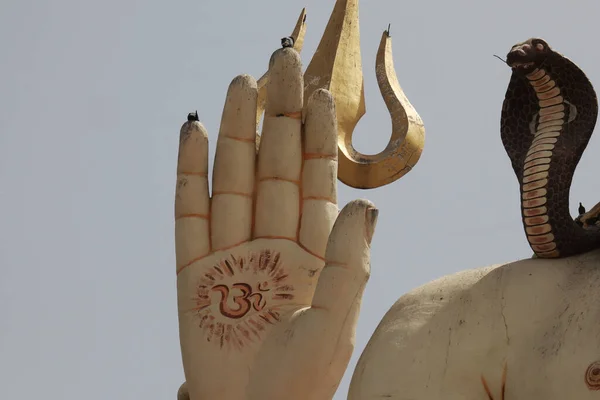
2, 0, 600, 398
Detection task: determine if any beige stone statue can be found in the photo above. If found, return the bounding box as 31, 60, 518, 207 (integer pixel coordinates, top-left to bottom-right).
175, 0, 425, 398
349, 251, 600, 399
175, 48, 378, 400
173, 1, 600, 398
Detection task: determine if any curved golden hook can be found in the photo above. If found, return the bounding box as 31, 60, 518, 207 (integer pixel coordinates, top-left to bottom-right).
303, 0, 425, 189
338, 29, 424, 189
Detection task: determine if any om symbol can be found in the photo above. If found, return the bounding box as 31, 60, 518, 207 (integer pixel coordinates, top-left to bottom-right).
211, 282, 271, 319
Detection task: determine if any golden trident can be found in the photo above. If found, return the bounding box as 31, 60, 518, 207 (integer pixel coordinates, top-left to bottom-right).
255, 0, 425, 189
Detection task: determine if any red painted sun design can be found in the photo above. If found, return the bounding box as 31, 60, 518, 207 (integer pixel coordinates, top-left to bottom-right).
191, 249, 295, 350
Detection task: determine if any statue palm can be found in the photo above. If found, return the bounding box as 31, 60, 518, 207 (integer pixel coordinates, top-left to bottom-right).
175, 48, 378, 400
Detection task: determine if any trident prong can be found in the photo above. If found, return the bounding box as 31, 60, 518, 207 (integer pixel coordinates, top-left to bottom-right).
303, 0, 425, 189
256, 0, 425, 189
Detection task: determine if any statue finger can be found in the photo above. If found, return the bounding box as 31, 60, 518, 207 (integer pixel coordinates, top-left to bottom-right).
254, 48, 303, 240
310, 199, 378, 326
299, 88, 339, 259
175, 120, 210, 274
211, 75, 258, 251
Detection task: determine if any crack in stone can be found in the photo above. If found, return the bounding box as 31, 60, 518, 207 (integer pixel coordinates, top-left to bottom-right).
500, 296, 510, 345
500, 269, 510, 346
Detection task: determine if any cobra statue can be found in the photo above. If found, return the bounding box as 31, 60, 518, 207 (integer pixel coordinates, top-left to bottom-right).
501, 38, 600, 259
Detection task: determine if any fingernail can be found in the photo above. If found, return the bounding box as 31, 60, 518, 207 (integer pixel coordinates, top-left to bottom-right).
365, 206, 379, 244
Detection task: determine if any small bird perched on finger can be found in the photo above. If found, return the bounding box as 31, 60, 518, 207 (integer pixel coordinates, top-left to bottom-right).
187, 111, 199, 122
281, 36, 294, 48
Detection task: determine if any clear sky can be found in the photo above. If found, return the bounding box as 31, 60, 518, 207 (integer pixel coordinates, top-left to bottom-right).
2, 0, 600, 398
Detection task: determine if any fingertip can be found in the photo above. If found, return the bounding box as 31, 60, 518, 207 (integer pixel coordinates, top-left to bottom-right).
342, 199, 378, 245
180, 120, 208, 144
230, 73, 257, 89
306, 88, 336, 127
327, 199, 378, 263
178, 120, 209, 174
266, 48, 303, 116
268, 47, 302, 70
339, 198, 377, 224
308, 88, 334, 105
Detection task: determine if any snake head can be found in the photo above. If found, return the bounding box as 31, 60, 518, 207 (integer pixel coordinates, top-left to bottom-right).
506, 38, 551, 72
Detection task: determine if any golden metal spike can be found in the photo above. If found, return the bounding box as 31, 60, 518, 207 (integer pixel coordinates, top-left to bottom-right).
255, 8, 307, 151
289, 8, 307, 53
304, 0, 425, 189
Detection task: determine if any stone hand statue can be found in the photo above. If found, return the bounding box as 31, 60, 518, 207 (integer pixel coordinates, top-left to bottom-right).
175, 47, 378, 400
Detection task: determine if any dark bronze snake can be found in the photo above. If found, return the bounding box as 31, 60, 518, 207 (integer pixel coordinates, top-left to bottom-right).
501, 38, 600, 259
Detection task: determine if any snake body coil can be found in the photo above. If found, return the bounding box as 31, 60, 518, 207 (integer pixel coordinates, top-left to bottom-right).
501, 38, 600, 258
